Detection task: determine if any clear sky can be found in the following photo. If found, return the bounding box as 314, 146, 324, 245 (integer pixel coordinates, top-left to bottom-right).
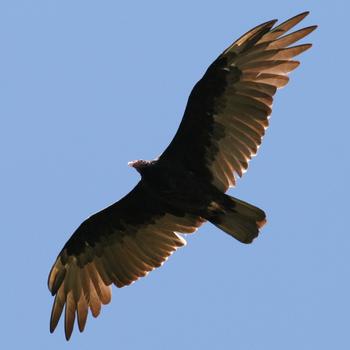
1, 1, 349, 349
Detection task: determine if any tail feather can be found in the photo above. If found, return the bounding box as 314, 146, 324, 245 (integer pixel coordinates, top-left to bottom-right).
208, 194, 266, 244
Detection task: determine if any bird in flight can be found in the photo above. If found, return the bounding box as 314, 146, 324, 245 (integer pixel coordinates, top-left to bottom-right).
48, 12, 316, 340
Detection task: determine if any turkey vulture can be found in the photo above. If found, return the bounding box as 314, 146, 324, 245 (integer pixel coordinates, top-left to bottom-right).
48, 12, 316, 340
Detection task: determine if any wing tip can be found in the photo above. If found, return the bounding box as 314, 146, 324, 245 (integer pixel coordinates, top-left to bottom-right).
293, 11, 310, 20
49, 324, 56, 334
306, 24, 318, 32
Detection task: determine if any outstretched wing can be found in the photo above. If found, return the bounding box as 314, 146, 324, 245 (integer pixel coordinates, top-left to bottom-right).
48, 181, 204, 340
159, 12, 316, 191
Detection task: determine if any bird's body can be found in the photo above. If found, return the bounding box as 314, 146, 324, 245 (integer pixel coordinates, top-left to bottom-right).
48, 12, 316, 340
134, 160, 214, 212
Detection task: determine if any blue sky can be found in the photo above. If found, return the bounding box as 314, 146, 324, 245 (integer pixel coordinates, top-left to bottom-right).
1, 1, 349, 349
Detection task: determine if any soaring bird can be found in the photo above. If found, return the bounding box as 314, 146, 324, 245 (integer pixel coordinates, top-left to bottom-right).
48, 12, 316, 340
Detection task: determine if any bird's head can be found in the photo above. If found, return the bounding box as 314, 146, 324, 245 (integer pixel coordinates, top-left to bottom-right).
128, 159, 152, 174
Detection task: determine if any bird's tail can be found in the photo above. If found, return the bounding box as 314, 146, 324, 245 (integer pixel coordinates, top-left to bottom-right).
207, 194, 266, 244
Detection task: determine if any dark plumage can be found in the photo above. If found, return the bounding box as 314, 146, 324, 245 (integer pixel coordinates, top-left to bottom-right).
48, 12, 316, 340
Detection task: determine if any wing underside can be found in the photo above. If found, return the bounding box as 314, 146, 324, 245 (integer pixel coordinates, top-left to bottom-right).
48, 182, 204, 339
160, 12, 316, 191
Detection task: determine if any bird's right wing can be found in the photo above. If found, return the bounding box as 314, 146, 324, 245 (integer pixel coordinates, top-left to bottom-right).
159, 12, 316, 192
48, 181, 204, 339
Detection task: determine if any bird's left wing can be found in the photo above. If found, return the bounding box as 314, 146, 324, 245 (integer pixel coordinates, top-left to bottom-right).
48, 181, 204, 340
159, 12, 316, 192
